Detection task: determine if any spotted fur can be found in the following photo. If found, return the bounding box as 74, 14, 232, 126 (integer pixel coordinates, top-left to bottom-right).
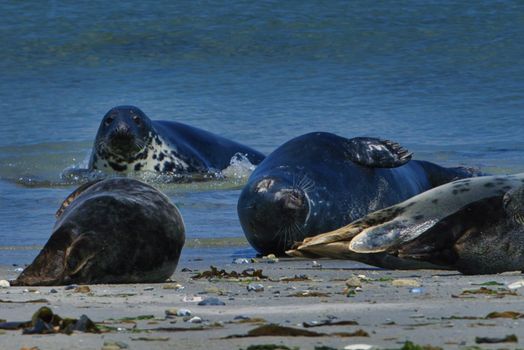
88, 106, 265, 178
91, 132, 190, 174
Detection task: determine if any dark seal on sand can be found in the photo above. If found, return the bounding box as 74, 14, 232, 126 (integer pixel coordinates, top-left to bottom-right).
238, 132, 480, 255
14, 178, 185, 285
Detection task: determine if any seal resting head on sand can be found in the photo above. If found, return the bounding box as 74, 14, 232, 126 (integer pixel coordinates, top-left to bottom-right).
288, 173, 524, 274
238, 132, 480, 256
88, 105, 265, 176
13, 178, 185, 285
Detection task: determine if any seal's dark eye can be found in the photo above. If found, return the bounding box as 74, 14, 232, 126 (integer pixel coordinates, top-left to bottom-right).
104, 116, 114, 126
132, 115, 141, 126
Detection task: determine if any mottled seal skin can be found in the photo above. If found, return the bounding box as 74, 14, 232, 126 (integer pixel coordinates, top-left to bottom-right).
89, 105, 265, 175
238, 132, 480, 255
13, 178, 185, 286
289, 173, 524, 274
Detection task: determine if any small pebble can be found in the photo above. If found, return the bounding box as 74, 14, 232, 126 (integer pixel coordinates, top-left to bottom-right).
143, 287, 154, 291
345, 276, 362, 288
165, 308, 178, 317
233, 315, 250, 321
74, 285, 91, 293
49, 289, 58, 293
410, 287, 424, 294
102, 340, 128, 349
188, 316, 202, 323
344, 345, 375, 350
508, 280, 524, 290
163, 283, 184, 290
204, 286, 222, 294
391, 279, 420, 287
247, 283, 264, 292
177, 309, 192, 317
312, 261, 322, 268
232, 258, 250, 264
0, 280, 10, 288
262, 254, 279, 263
183, 296, 203, 302
64, 284, 78, 290
198, 297, 225, 306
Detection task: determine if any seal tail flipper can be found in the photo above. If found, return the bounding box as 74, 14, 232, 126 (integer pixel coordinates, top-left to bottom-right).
12, 227, 74, 286
344, 137, 412, 168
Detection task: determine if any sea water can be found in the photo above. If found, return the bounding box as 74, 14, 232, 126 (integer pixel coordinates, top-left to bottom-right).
0, 1, 523, 268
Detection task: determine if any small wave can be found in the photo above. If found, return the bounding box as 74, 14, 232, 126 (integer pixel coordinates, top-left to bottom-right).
2, 141, 258, 190
222, 152, 257, 179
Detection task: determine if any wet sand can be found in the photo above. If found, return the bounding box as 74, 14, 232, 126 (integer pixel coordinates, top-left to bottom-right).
1, 257, 524, 350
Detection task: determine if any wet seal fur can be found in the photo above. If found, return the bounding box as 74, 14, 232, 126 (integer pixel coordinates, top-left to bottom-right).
13, 178, 185, 286
288, 173, 524, 274
238, 132, 480, 255
89, 105, 265, 176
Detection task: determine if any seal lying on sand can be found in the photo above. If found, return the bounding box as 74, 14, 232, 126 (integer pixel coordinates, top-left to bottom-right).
238, 132, 480, 255
89, 105, 265, 176
13, 178, 185, 285
288, 173, 524, 274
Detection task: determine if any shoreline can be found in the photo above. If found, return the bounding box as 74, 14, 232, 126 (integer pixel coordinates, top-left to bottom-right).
2, 258, 524, 349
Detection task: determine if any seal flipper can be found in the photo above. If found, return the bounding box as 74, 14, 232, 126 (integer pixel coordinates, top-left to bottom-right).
56, 180, 103, 218
286, 205, 402, 258
395, 196, 504, 268
344, 137, 412, 168
13, 226, 74, 286
63, 233, 102, 282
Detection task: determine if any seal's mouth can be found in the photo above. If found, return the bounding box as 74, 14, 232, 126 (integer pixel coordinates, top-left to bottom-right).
109, 132, 137, 154
96, 132, 145, 160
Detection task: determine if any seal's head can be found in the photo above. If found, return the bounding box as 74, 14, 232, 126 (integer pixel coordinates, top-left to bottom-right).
92, 106, 153, 171
503, 185, 524, 225
238, 176, 311, 256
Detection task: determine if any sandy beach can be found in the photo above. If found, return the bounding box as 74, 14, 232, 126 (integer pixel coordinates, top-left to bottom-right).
2, 254, 524, 350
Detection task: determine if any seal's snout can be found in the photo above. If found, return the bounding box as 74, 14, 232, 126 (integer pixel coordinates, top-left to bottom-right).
238, 178, 309, 255
276, 189, 305, 211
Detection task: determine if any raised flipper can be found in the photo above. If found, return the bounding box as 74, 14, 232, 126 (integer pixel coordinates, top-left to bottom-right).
349, 174, 524, 254
344, 137, 412, 168
56, 180, 103, 218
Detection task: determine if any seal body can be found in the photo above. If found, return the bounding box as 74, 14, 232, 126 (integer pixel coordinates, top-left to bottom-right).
89, 105, 265, 176
289, 173, 524, 274
14, 178, 185, 285
238, 132, 479, 255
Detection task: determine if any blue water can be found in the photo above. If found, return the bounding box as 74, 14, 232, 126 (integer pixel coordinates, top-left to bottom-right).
0, 1, 523, 265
